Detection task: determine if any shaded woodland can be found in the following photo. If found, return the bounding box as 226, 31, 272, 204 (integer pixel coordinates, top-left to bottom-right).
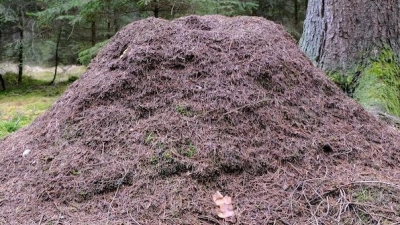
0, 0, 307, 82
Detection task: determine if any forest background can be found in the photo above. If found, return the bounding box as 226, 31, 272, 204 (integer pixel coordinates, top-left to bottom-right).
0, 0, 307, 70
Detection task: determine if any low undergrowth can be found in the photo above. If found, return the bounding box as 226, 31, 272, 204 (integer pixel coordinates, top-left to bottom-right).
0, 67, 85, 139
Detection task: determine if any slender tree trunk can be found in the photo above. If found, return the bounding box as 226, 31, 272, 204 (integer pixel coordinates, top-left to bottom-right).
17, 26, 24, 85
91, 21, 96, 46
300, 0, 400, 71
107, 20, 111, 39
16, 7, 26, 85
153, 4, 159, 18
114, 16, 119, 33
50, 29, 62, 85
293, 0, 299, 25
0, 74, 5, 90
0, 30, 2, 62
106, 0, 112, 38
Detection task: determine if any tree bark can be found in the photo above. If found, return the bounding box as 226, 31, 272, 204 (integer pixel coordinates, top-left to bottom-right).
293, 0, 299, 25
50, 29, 62, 85
0, 74, 5, 90
107, 20, 111, 39
91, 21, 96, 46
300, 0, 400, 71
106, 0, 112, 38
17, 25, 24, 85
0, 30, 2, 62
114, 16, 119, 33
153, 4, 159, 18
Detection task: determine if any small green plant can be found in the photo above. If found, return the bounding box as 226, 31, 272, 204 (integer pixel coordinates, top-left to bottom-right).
150, 150, 172, 165
175, 105, 194, 117
156, 142, 164, 149
68, 75, 79, 82
151, 156, 158, 165
186, 144, 197, 157
178, 143, 197, 157
163, 150, 172, 160
78, 190, 88, 198
144, 131, 156, 145
70, 169, 81, 176
354, 187, 375, 202
2, 116, 22, 132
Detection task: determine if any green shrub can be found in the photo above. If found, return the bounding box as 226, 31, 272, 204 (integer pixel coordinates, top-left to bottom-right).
78, 40, 109, 66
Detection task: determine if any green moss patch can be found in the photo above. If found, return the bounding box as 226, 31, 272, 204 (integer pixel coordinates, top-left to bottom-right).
327, 68, 360, 96
327, 48, 400, 116
353, 48, 400, 116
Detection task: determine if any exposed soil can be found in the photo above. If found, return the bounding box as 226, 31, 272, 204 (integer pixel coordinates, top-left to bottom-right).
1, 15, 400, 224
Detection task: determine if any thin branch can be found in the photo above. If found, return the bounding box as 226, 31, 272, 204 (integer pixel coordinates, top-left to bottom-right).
350, 180, 400, 190
106, 170, 129, 225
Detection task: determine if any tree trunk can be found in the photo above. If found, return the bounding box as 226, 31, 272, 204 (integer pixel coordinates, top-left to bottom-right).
50, 29, 62, 85
153, 4, 159, 18
107, 20, 111, 39
0, 30, 2, 62
114, 16, 119, 33
106, 0, 112, 38
0, 74, 5, 90
91, 21, 96, 46
17, 25, 24, 85
300, 0, 400, 71
293, 0, 299, 25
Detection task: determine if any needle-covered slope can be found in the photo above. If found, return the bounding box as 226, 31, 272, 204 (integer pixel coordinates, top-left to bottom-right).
1, 15, 400, 224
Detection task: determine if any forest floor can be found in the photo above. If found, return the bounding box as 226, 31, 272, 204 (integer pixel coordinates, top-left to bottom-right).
0, 16, 400, 224
0, 64, 85, 138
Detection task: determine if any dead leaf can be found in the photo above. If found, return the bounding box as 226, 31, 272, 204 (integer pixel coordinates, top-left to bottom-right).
212, 191, 224, 202
213, 191, 235, 219
218, 210, 235, 218
223, 196, 232, 204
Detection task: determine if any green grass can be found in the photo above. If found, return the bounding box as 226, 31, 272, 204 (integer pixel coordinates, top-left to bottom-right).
0, 67, 85, 139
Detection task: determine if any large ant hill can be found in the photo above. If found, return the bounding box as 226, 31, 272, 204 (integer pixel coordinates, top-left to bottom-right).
1, 15, 400, 224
